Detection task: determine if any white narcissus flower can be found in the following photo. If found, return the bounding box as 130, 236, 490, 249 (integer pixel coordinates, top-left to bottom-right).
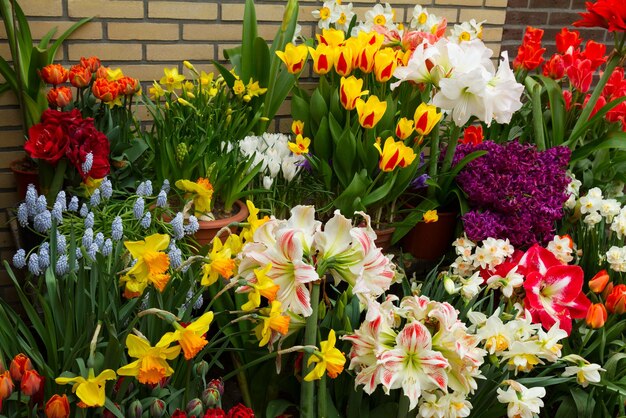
419, 391, 472, 418
536, 322, 567, 362
312, 0, 340, 29
606, 246, 626, 272
486, 266, 524, 298
334, 3, 355, 33
547, 235, 574, 264
580, 187, 603, 214
459, 271, 483, 300
364, 3, 395, 30
561, 355, 604, 388
502, 341, 545, 374
497, 380, 546, 418
450, 19, 484, 43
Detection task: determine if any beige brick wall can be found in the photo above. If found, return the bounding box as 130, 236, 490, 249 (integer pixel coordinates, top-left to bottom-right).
0, 0, 508, 297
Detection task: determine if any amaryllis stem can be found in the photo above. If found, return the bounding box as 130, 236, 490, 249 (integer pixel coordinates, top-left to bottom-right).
300, 282, 321, 418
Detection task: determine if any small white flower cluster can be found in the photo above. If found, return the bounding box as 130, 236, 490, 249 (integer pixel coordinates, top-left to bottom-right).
312, 0, 355, 32
451, 235, 514, 276
409, 5, 445, 34
239, 133, 305, 190
546, 235, 575, 264
496, 380, 546, 418
449, 19, 484, 44
605, 246, 626, 272
566, 180, 626, 232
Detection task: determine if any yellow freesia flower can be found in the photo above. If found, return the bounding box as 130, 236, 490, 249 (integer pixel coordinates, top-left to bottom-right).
160, 67, 186, 91
275, 43, 309, 74
424, 210, 438, 223
288, 134, 311, 155
160, 311, 214, 360
254, 301, 291, 347
201, 237, 235, 286
339, 76, 368, 111
120, 234, 171, 297
356, 96, 387, 129
240, 200, 270, 243
304, 329, 346, 381
374, 137, 417, 172
175, 178, 214, 216
413, 103, 442, 137
55, 368, 116, 408
117, 334, 181, 385
241, 263, 279, 311
246, 79, 267, 98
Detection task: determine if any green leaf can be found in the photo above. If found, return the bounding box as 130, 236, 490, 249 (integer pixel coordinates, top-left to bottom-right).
571, 132, 626, 162
50, 17, 92, 62
313, 116, 332, 162
334, 129, 356, 188
536, 74, 566, 146
310, 89, 329, 126
240, 0, 258, 83
333, 171, 369, 216
253, 36, 270, 86
212, 60, 237, 88
104, 398, 125, 418
266, 399, 294, 418
391, 199, 438, 244
361, 174, 396, 207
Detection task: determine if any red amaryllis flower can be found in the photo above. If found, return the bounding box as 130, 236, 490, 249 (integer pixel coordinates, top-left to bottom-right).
573, 0, 626, 32
555, 28, 582, 54
44, 394, 70, 418
606, 283, 626, 314
69, 65, 92, 88
80, 56, 101, 72
9, 354, 32, 382
513, 26, 546, 71
40, 64, 68, 85
459, 125, 483, 146
227, 403, 255, 418
47, 86, 73, 108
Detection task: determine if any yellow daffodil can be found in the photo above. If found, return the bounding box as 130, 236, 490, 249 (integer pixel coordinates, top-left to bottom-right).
160, 311, 214, 360
120, 234, 171, 297
233, 79, 246, 96
106, 68, 124, 81
149, 81, 165, 100
423, 210, 438, 223
304, 329, 346, 381
254, 301, 291, 347
201, 237, 235, 286
334, 46, 353, 77
175, 178, 214, 215
55, 368, 116, 408
183, 60, 198, 75
240, 201, 270, 243
223, 233, 243, 255
395, 117, 415, 140
373, 47, 398, 83
356, 96, 387, 129
241, 264, 279, 311
276, 43, 309, 74
246, 79, 267, 98
413, 103, 442, 137
292, 120, 304, 136
374, 137, 417, 172
199, 71, 214, 86
339, 76, 368, 111
308, 44, 334, 75
159, 67, 186, 91
288, 134, 311, 155
317, 28, 345, 48
81, 177, 104, 196
117, 334, 181, 385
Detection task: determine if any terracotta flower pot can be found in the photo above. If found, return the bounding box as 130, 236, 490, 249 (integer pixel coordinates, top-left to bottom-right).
193, 200, 249, 247
374, 226, 396, 253
400, 211, 458, 260
10, 158, 39, 200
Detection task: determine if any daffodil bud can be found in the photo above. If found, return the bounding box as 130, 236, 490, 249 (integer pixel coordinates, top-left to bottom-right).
443, 276, 458, 294
150, 399, 166, 418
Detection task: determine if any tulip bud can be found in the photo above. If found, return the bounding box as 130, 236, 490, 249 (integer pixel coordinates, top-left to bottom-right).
586, 303, 608, 329
44, 394, 69, 418
186, 398, 204, 416
10, 353, 32, 382
395, 117, 414, 140
603, 281, 614, 300
47, 87, 73, 108
606, 284, 626, 314
21, 369, 44, 398
128, 399, 143, 418
194, 360, 209, 378
103, 404, 124, 418
150, 399, 166, 418
589, 270, 610, 293
0, 371, 14, 405
202, 387, 221, 409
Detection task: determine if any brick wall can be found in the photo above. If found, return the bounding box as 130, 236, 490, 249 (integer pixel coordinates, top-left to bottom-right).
502, 0, 609, 58
0, 0, 509, 302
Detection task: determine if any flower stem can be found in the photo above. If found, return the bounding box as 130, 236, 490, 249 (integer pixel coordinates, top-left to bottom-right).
300, 282, 321, 418
427, 125, 440, 199
397, 393, 410, 418
318, 375, 327, 418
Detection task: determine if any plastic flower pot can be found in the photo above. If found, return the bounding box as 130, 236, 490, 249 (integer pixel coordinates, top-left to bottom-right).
400, 211, 458, 260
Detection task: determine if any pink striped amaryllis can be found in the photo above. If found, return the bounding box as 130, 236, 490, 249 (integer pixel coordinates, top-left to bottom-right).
236, 206, 396, 317
520, 244, 591, 335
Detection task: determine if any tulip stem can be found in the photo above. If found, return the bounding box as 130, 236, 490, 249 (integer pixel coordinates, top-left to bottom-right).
300, 282, 321, 418
427, 125, 440, 200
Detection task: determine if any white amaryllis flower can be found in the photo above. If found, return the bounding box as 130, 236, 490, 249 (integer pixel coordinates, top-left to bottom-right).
379, 322, 449, 410
391, 40, 441, 89
497, 380, 546, 418
485, 51, 524, 124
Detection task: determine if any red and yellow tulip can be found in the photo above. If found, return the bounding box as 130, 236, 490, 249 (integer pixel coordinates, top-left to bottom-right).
374, 137, 417, 172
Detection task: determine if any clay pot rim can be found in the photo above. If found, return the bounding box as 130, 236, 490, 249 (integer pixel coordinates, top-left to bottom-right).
197, 200, 248, 227
10, 157, 38, 174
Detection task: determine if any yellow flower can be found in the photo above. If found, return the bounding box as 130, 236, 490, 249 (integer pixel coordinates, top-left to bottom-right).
241, 263, 279, 311
288, 134, 311, 155
160, 311, 214, 360
183, 60, 198, 75
339, 76, 368, 111
291, 120, 304, 136
275, 43, 309, 74
223, 233, 243, 255
317, 28, 345, 48
160, 67, 186, 91
356, 95, 387, 129
240, 200, 270, 243
120, 234, 171, 297
199, 71, 214, 86
117, 334, 181, 385
413, 103, 442, 137
55, 368, 116, 408
201, 237, 235, 286
149, 81, 165, 100
373, 137, 417, 172
175, 178, 214, 215
246, 79, 267, 98
254, 301, 291, 347
423, 210, 438, 223
308, 44, 334, 75
233, 79, 246, 96
106, 68, 124, 81
373, 47, 397, 83
81, 177, 104, 196
304, 329, 346, 381
334, 46, 353, 76
395, 117, 414, 140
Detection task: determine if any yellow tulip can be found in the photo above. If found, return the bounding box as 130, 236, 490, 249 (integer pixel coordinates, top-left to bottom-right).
308, 44, 334, 75
424, 210, 438, 223
334, 46, 353, 77
340, 76, 368, 111
356, 96, 387, 129
356, 43, 378, 73
288, 134, 311, 155
292, 120, 304, 136
395, 117, 415, 140
373, 137, 417, 172
373, 47, 397, 83
303, 330, 346, 381
413, 103, 442, 137
276, 43, 309, 74
357, 31, 384, 49
317, 28, 345, 48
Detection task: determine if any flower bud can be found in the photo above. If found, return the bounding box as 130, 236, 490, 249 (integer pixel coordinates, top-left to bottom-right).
44, 394, 69, 418
10, 353, 32, 382
150, 399, 166, 418
0, 371, 14, 405
208, 378, 224, 396
586, 303, 608, 329
589, 269, 610, 293
21, 369, 44, 398
202, 387, 221, 409
443, 276, 458, 295
603, 281, 614, 300
194, 360, 209, 378
128, 399, 143, 418
186, 398, 204, 416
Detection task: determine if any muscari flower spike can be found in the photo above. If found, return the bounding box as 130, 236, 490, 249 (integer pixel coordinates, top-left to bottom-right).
112, 216, 123, 241
13, 249, 26, 269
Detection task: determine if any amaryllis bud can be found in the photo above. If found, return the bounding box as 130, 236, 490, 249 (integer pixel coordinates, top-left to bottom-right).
10, 353, 32, 382
586, 303, 607, 329
208, 378, 224, 396
150, 399, 166, 418
69, 65, 92, 88
40, 64, 68, 85
128, 399, 143, 418
47, 87, 73, 108
194, 360, 209, 378
202, 387, 221, 409
606, 284, 626, 314
44, 394, 70, 418
589, 270, 609, 293
186, 398, 204, 416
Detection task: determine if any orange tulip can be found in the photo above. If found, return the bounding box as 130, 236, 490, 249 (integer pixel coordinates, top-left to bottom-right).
21, 369, 44, 398
10, 353, 32, 382
589, 270, 609, 294
80, 56, 101, 72
92, 78, 119, 102
118, 76, 141, 96
585, 303, 607, 329
45, 394, 70, 418
47, 87, 73, 108
0, 371, 14, 410
69, 65, 92, 88
40, 64, 68, 85
606, 284, 626, 314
